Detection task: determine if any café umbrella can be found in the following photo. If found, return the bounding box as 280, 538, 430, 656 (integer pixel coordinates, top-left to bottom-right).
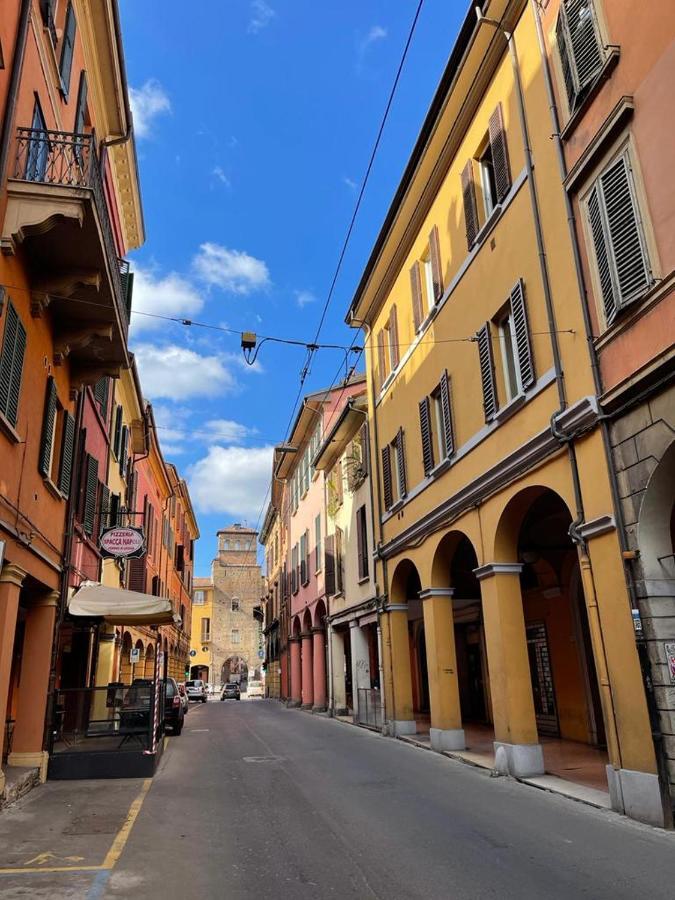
68, 581, 179, 626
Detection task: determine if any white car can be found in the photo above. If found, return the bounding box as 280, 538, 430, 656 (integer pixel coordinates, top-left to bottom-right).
246, 680, 264, 699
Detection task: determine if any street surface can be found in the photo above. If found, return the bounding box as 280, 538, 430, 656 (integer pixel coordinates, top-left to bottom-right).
1, 700, 674, 899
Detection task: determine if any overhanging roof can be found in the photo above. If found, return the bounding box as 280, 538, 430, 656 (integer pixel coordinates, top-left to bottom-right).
313, 396, 368, 472
68, 581, 177, 625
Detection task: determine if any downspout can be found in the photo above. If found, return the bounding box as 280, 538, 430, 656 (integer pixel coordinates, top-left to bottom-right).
0, 0, 31, 188
363, 321, 392, 732
102, 0, 133, 149
530, 0, 670, 820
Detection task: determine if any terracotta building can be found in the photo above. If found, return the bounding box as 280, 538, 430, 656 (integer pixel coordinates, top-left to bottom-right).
537, 0, 675, 819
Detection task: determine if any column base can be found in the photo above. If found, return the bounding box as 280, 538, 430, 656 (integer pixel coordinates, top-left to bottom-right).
430, 727, 465, 752
606, 765, 667, 827
312, 705, 327, 713
300, 703, 313, 710
286, 699, 301, 708
493, 741, 544, 778
8, 750, 49, 783
333, 706, 349, 717
391, 719, 417, 736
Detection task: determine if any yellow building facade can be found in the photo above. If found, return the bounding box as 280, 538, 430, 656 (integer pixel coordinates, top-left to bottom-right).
347, 0, 663, 826
190, 578, 215, 683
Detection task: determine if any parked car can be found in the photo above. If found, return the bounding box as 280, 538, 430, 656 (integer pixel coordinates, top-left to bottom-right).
177, 682, 189, 714
221, 682, 240, 701
185, 679, 207, 702
164, 677, 184, 735
246, 680, 264, 699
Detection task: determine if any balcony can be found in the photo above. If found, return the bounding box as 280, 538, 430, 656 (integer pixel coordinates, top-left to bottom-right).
1, 128, 133, 377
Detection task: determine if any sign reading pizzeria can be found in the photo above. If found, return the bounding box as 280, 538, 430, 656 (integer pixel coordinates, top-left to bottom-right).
99, 526, 146, 559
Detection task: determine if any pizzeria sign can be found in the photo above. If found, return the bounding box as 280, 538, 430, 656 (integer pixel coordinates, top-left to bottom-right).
99, 526, 146, 559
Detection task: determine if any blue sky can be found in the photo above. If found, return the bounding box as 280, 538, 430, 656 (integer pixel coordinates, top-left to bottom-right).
119, 0, 466, 577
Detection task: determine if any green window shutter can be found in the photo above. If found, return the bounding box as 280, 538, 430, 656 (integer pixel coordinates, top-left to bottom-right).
39, 376, 58, 477
113, 405, 123, 457
489, 103, 511, 202
119, 425, 128, 476
439, 371, 454, 458
94, 377, 108, 420
429, 225, 443, 302
510, 280, 535, 390
461, 159, 479, 249
410, 262, 423, 332
324, 534, 335, 596
477, 323, 497, 422
99, 483, 110, 533
58, 411, 76, 497
83, 454, 99, 536
74, 70, 88, 135
0, 302, 27, 427
419, 396, 434, 476
59, 2, 77, 96
381, 445, 393, 510
124, 271, 135, 319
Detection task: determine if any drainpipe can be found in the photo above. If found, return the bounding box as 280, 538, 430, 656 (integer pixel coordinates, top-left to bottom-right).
103, 0, 133, 149
530, 0, 671, 822
0, 0, 31, 188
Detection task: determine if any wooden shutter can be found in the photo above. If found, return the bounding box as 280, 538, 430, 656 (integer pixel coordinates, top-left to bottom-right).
59, 2, 76, 96
389, 305, 400, 369
396, 428, 407, 499
439, 371, 454, 457
335, 527, 344, 593
0, 302, 27, 427
119, 425, 128, 476
74, 71, 88, 135
300, 533, 306, 585
477, 323, 497, 422
377, 330, 387, 389
127, 557, 146, 593
489, 104, 511, 202
563, 0, 603, 102
587, 185, 617, 324
359, 423, 369, 476
555, 11, 576, 106
461, 159, 479, 249
410, 262, 424, 331
83, 454, 98, 535
419, 396, 434, 475
598, 155, 650, 310
99, 483, 110, 533
381, 445, 393, 510
509, 280, 535, 390
356, 508, 365, 580
58, 411, 75, 496
112, 405, 123, 457
325, 534, 335, 596
429, 225, 443, 302
39, 377, 58, 477
94, 377, 108, 420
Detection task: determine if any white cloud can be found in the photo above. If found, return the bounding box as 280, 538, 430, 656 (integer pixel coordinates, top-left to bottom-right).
130, 266, 204, 333
342, 176, 358, 191
203, 419, 255, 443
134, 344, 236, 400
295, 289, 316, 308
248, 0, 275, 34
150, 403, 191, 457
212, 166, 231, 188
189, 445, 274, 518
129, 79, 171, 140
192, 242, 270, 294
362, 25, 387, 50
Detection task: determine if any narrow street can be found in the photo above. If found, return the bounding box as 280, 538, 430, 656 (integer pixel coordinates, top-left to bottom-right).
1, 701, 674, 899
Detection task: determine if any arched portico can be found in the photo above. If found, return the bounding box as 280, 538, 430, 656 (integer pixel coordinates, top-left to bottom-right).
312, 600, 327, 712
289, 616, 302, 707
382, 559, 420, 735
119, 632, 133, 684
300, 609, 313, 709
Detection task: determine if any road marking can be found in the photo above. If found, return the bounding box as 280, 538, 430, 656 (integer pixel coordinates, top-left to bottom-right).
101, 778, 152, 869
189, 728, 210, 733
23, 852, 85, 866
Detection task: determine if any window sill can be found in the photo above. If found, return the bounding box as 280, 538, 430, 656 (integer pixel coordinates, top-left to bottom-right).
493, 391, 527, 426
560, 47, 621, 142
0, 412, 22, 445
472, 203, 502, 248
42, 475, 65, 501
357, 575, 370, 585
593, 276, 667, 352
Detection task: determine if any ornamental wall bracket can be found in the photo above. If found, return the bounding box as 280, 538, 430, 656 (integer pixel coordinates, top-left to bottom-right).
34, 269, 101, 300
54, 325, 113, 364
551, 396, 600, 442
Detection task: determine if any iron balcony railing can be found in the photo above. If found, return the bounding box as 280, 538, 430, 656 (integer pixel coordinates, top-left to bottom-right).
13, 127, 130, 331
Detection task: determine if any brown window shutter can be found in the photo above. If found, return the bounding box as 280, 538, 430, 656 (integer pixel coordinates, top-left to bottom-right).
377, 330, 387, 389
439, 371, 454, 457
83, 453, 98, 535
381, 445, 393, 510
410, 262, 423, 331
429, 225, 443, 302
419, 396, 434, 475
489, 103, 511, 202
477, 323, 497, 422
127, 557, 146, 593
389, 305, 400, 369
359, 423, 369, 476
461, 159, 479, 249
509, 280, 535, 390
325, 534, 335, 596
356, 511, 364, 579
396, 428, 407, 498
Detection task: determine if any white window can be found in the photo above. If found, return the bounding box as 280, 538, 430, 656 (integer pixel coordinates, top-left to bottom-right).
431, 388, 447, 461
497, 308, 522, 402
194, 591, 205, 606
479, 142, 497, 219
423, 254, 435, 314
231, 629, 240, 644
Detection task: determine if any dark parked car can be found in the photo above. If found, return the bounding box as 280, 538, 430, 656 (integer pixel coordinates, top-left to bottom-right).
164, 677, 185, 734
221, 682, 240, 701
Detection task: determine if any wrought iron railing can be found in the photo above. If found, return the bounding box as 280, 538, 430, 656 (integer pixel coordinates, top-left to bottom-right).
357, 688, 383, 730
13, 127, 130, 332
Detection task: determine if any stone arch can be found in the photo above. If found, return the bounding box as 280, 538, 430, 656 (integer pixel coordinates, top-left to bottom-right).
302, 608, 312, 633
120, 631, 133, 684
291, 615, 302, 637
430, 530, 479, 590
313, 598, 327, 629
493, 485, 575, 564
144, 643, 155, 678
389, 558, 421, 605
638, 440, 675, 585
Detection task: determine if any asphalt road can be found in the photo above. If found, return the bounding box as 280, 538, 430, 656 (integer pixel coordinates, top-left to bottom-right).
2, 699, 675, 899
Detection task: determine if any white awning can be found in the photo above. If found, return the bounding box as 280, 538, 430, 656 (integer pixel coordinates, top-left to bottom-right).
68, 581, 178, 626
